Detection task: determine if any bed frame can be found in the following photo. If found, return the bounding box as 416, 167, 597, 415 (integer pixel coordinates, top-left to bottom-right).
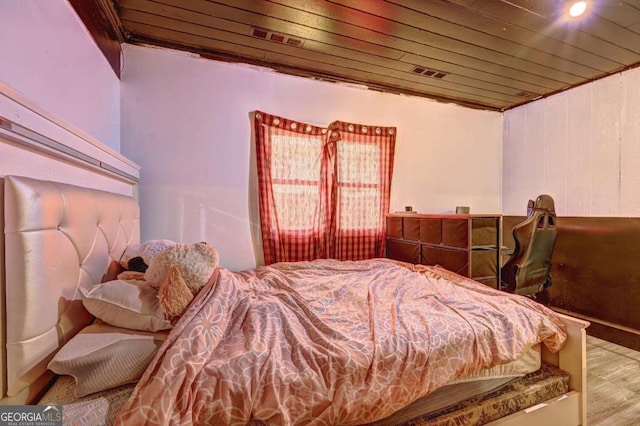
487, 312, 589, 425
0, 175, 139, 405
0, 175, 588, 425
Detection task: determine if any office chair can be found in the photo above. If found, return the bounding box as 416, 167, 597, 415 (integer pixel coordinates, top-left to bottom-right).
501, 194, 558, 296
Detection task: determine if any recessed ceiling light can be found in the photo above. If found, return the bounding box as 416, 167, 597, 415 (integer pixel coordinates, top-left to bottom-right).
568, 1, 588, 17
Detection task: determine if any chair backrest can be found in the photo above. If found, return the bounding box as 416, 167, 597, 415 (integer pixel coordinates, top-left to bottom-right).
502, 194, 558, 296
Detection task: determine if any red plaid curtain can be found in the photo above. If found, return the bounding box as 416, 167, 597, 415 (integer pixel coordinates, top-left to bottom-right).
254, 111, 395, 264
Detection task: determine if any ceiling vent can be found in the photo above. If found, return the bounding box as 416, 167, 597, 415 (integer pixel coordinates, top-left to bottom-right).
411, 66, 448, 79
251, 28, 304, 48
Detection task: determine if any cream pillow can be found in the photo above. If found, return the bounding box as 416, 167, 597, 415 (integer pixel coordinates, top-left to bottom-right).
48, 322, 168, 397
80, 279, 172, 332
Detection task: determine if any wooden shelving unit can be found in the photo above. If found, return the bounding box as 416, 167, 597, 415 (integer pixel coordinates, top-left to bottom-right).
385, 213, 502, 287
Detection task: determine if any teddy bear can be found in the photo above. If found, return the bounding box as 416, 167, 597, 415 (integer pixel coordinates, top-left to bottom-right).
144, 242, 219, 319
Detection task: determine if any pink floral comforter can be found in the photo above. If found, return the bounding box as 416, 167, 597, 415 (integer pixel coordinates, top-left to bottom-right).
116, 259, 566, 425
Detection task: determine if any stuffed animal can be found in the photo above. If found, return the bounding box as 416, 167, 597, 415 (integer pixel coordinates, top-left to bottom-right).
144, 242, 219, 318
119, 239, 177, 273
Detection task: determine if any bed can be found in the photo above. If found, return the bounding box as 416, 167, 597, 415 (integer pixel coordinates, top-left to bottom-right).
0, 175, 589, 425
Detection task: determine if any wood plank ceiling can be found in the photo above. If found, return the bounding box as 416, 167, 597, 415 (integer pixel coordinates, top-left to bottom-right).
103, 0, 640, 111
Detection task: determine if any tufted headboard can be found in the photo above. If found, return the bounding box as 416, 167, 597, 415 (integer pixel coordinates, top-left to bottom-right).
1, 175, 140, 404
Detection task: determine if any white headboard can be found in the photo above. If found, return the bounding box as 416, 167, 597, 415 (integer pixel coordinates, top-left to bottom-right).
1, 175, 140, 404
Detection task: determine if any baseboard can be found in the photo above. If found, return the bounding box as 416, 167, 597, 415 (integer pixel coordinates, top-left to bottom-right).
550, 307, 640, 351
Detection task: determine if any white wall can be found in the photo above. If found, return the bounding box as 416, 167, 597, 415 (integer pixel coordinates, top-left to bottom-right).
503, 68, 640, 216
0, 0, 121, 151
121, 44, 502, 271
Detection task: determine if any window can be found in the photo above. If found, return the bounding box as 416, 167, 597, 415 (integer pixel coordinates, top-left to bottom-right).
270, 134, 323, 231
254, 111, 395, 264
337, 141, 382, 230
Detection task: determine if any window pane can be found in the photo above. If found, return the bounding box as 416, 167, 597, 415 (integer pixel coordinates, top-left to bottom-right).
270, 133, 323, 231
271, 134, 322, 181
273, 184, 319, 230
338, 187, 380, 229
337, 142, 379, 184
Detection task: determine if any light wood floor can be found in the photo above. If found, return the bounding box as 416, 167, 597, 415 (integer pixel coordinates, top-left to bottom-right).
587, 336, 640, 425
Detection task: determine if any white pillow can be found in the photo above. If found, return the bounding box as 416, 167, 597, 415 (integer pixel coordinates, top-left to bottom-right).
80, 279, 172, 332
119, 239, 176, 270
48, 322, 168, 396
